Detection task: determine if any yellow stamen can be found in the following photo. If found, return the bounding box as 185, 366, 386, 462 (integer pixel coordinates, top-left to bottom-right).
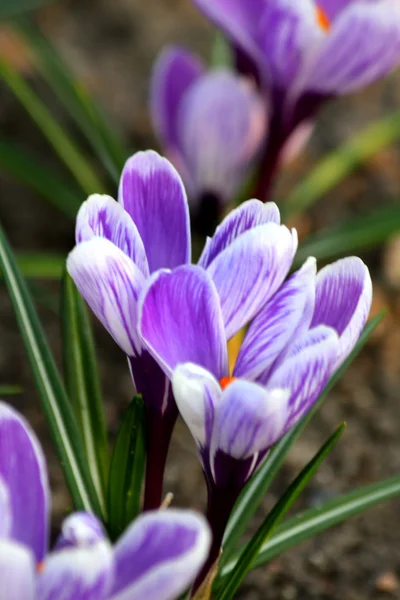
315, 4, 330, 31
220, 376, 237, 390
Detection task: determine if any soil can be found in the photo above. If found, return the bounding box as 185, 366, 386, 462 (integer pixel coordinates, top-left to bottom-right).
0, 1, 400, 598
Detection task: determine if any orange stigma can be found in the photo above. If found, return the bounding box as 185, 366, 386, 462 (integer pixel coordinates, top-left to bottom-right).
315, 4, 330, 31
36, 561, 45, 574
220, 376, 237, 390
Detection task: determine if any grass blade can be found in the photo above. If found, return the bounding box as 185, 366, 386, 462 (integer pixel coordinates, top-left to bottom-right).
107, 396, 146, 541
0, 223, 102, 515
0, 139, 81, 218
0, 58, 104, 195
221, 313, 384, 560
61, 272, 109, 514
283, 109, 400, 218
220, 474, 400, 580
0, 385, 23, 395
0, 0, 55, 17
295, 202, 400, 266
216, 424, 346, 600
14, 18, 128, 182
0, 253, 65, 279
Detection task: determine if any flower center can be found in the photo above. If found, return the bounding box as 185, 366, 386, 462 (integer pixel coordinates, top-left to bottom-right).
315, 4, 330, 31
220, 376, 237, 390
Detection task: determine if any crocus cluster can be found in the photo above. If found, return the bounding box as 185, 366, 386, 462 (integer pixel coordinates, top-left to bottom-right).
67, 150, 372, 580
0, 401, 211, 600
151, 0, 400, 202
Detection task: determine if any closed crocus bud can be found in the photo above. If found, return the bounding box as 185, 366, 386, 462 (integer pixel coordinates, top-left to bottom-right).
151, 46, 268, 231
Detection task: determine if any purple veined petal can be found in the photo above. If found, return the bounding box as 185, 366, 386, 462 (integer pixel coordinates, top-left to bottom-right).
211, 380, 290, 463
172, 363, 222, 448
234, 256, 316, 382
150, 45, 204, 150
0, 402, 49, 562
193, 0, 266, 67
0, 476, 11, 539
207, 223, 296, 340
267, 325, 339, 432
177, 70, 267, 203
0, 540, 35, 600
110, 509, 211, 600
259, 0, 324, 88
300, 1, 400, 95
318, 0, 370, 21
37, 541, 113, 600
198, 199, 280, 269
311, 256, 372, 368
54, 512, 106, 551
75, 194, 149, 278
118, 150, 191, 272
67, 238, 146, 356
139, 265, 228, 379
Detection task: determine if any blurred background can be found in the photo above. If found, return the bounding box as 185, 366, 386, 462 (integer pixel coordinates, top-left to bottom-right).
0, 1, 400, 598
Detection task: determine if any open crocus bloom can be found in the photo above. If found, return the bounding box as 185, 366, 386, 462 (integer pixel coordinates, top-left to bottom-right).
0, 401, 211, 600
192, 0, 400, 198
151, 46, 267, 222
67, 152, 296, 508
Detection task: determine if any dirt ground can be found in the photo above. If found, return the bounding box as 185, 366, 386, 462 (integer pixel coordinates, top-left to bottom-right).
0, 1, 400, 598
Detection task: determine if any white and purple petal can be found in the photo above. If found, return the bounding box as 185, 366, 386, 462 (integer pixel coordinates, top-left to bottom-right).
55, 512, 107, 551
311, 256, 372, 368
172, 363, 222, 448
110, 510, 211, 600
67, 238, 146, 356
118, 150, 191, 272
0, 402, 49, 562
198, 199, 280, 269
75, 194, 149, 277
207, 223, 297, 339
0, 540, 35, 600
235, 256, 316, 383
139, 266, 228, 379
0, 476, 11, 539
267, 325, 339, 432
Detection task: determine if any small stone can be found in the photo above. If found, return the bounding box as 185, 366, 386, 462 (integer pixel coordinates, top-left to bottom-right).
375, 572, 399, 593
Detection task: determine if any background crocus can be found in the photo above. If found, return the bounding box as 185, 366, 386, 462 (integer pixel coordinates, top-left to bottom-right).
192, 0, 400, 200
139, 202, 372, 576
151, 45, 267, 231
0, 401, 211, 600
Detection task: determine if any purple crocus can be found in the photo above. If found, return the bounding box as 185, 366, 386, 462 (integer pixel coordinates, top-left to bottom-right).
67, 152, 296, 509
192, 0, 400, 199
0, 401, 211, 600
151, 46, 267, 229
138, 201, 372, 574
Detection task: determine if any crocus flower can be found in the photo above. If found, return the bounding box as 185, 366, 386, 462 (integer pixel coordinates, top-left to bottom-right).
192, 0, 400, 199
0, 401, 211, 600
151, 46, 267, 229
139, 200, 372, 573
67, 151, 296, 509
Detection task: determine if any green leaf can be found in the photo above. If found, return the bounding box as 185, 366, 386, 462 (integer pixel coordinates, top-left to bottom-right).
0, 0, 55, 18
0, 222, 102, 515
221, 312, 384, 562
294, 202, 400, 266
220, 473, 400, 580
1, 253, 65, 279
211, 32, 233, 68
60, 272, 109, 515
0, 139, 81, 218
14, 18, 128, 182
0, 58, 105, 195
107, 396, 146, 541
0, 384, 23, 395
216, 424, 346, 600
283, 109, 400, 218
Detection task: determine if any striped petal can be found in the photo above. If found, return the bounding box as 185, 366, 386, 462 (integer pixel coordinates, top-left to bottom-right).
0, 540, 35, 600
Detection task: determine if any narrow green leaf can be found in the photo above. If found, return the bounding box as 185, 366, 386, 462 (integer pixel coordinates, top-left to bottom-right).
0, 223, 102, 515
222, 313, 384, 560
211, 32, 233, 68
14, 18, 127, 181
0, 58, 104, 195
220, 474, 400, 581
216, 424, 346, 600
1, 253, 65, 279
283, 109, 400, 218
0, 0, 55, 18
0, 385, 23, 395
107, 396, 146, 541
294, 202, 400, 266
0, 139, 81, 218
60, 272, 109, 514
